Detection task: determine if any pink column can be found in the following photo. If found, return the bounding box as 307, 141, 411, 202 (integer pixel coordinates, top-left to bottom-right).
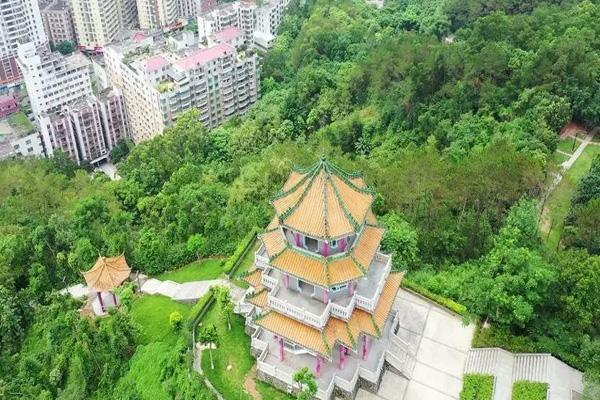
112, 292, 118, 306
97, 291, 105, 312
339, 346, 346, 369
340, 237, 347, 251
323, 289, 329, 304
279, 338, 285, 361
316, 355, 322, 377
284, 274, 290, 289
322, 241, 330, 257
295, 233, 301, 246
362, 336, 368, 360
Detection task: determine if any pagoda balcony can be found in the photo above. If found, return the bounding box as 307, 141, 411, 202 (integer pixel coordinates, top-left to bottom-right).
355, 252, 392, 312
261, 266, 280, 289
268, 284, 332, 329
255, 244, 269, 269
254, 317, 393, 400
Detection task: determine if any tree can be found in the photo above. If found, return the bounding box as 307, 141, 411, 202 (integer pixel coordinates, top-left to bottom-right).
293, 367, 317, 400
187, 234, 207, 263
380, 213, 419, 271
215, 286, 233, 330
55, 41, 75, 55
198, 324, 218, 369
169, 311, 183, 331
222, 302, 234, 332
0, 285, 24, 356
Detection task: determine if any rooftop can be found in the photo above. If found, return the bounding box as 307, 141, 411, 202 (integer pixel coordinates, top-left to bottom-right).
271, 158, 376, 240
174, 43, 234, 70
214, 26, 243, 42
146, 54, 171, 72
82, 255, 131, 292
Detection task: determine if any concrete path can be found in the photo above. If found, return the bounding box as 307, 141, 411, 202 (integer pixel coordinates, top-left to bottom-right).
561, 131, 595, 169
348, 289, 475, 400
140, 277, 229, 302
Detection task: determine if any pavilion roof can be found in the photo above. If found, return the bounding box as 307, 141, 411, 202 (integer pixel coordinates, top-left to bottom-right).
256, 272, 404, 359
271, 158, 375, 240
243, 268, 263, 288
247, 288, 269, 308
82, 255, 131, 292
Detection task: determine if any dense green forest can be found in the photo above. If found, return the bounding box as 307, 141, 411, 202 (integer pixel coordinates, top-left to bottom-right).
1, 0, 600, 398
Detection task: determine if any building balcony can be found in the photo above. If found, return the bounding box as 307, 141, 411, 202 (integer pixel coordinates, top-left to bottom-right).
268, 284, 331, 329
355, 253, 392, 312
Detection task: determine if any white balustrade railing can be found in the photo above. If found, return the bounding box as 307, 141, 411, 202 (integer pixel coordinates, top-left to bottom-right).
251, 328, 268, 352
330, 295, 355, 320
268, 286, 330, 329
261, 269, 278, 289
255, 245, 269, 268
316, 377, 335, 400
359, 352, 386, 383
334, 364, 360, 392
355, 253, 392, 312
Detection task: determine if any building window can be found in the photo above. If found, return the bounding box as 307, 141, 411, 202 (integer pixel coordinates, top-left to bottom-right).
331, 284, 347, 293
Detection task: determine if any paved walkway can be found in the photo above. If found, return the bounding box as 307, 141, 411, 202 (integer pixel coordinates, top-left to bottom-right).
349, 289, 476, 400
140, 277, 229, 302
561, 131, 595, 169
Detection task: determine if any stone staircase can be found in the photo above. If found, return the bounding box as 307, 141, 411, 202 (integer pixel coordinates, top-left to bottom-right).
465, 348, 584, 400
385, 332, 417, 379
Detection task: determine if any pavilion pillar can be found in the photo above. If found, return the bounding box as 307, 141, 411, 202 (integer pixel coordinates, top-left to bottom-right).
339, 346, 346, 369
295, 233, 301, 247
112, 291, 118, 307
316, 355, 322, 378
284, 274, 290, 289
97, 291, 105, 312
362, 335, 369, 360
348, 281, 354, 296
323, 289, 329, 304
322, 241, 329, 257
340, 237, 347, 251
279, 338, 285, 361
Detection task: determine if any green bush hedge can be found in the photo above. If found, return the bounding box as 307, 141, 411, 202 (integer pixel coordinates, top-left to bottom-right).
460, 374, 494, 400
185, 289, 215, 332
223, 227, 261, 276
512, 381, 548, 400
403, 278, 468, 316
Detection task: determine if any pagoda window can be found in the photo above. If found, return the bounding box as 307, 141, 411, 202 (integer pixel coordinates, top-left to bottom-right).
331, 239, 338, 249
331, 283, 347, 293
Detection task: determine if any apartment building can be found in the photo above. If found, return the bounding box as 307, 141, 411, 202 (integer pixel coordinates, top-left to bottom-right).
11, 132, 46, 158
17, 41, 93, 115
40, 0, 77, 47
104, 31, 259, 142
137, 0, 178, 30
255, 0, 290, 36
198, 1, 256, 45
38, 89, 130, 164
0, 0, 47, 86
71, 0, 137, 50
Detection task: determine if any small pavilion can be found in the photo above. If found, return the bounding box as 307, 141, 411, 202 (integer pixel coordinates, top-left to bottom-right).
82, 254, 131, 315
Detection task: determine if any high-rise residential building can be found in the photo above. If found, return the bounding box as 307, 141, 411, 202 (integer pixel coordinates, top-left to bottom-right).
178, 0, 199, 18
254, 0, 290, 36
238, 158, 404, 399
40, 0, 77, 47
197, 0, 217, 14
16, 41, 93, 115
137, 0, 178, 30
104, 31, 259, 143
71, 0, 137, 51
198, 1, 256, 45
38, 89, 130, 164
0, 0, 47, 86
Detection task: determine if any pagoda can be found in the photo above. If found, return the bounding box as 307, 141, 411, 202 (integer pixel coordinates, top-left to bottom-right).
240, 158, 404, 399
82, 254, 131, 316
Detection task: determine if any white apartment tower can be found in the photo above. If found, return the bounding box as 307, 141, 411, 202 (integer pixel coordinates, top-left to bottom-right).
17, 42, 93, 115
137, 0, 178, 30
198, 1, 256, 45
71, 0, 137, 50
104, 33, 259, 142
0, 0, 47, 85
40, 0, 77, 47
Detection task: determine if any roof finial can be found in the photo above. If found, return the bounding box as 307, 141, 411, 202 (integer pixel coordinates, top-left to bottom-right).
320, 154, 326, 162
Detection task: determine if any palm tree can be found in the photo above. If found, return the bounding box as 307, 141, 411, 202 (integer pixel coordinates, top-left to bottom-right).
222, 301, 234, 331
199, 324, 219, 369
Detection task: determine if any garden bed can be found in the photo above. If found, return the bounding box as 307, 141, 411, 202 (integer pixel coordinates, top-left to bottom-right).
512, 381, 548, 400
460, 374, 494, 400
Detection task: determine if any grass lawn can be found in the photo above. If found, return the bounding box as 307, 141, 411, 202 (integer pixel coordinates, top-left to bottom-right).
542, 144, 600, 251
460, 374, 494, 400
199, 302, 293, 400
8, 111, 34, 134
512, 381, 548, 400
156, 258, 224, 282
556, 137, 578, 155
232, 240, 260, 288
130, 295, 191, 345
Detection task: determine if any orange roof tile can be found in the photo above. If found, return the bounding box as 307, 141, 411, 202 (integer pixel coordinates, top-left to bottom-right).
328, 257, 364, 286
267, 215, 279, 231
271, 248, 328, 286
261, 229, 287, 258
352, 226, 384, 269
243, 269, 262, 288
257, 311, 331, 356
270, 158, 375, 240
248, 289, 269, 308
365, 209, 378, 225
372, 272, 404, 329
82, 255, 131, 292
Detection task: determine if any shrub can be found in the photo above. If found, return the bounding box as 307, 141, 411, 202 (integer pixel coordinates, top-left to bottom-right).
185, 289, 215, 332
512, 381, 548, 400
169, 311, 183, 331
403, 278, 468, 316
222, 227, 261, 276
460, 374, 494, 400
